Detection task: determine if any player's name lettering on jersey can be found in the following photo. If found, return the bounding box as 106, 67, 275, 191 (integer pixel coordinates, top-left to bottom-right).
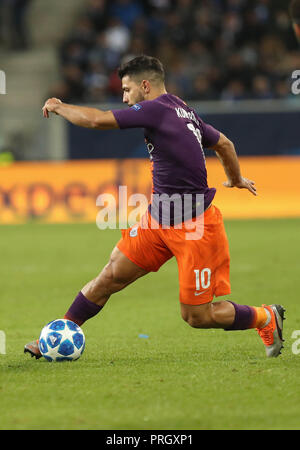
175, 107, 199, 127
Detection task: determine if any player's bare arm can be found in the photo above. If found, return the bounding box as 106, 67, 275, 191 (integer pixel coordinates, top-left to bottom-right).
209, 132, 257, 196
42, 97, 119, 130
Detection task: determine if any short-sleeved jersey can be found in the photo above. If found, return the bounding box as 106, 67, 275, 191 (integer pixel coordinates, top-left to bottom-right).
112, 93, 220, 225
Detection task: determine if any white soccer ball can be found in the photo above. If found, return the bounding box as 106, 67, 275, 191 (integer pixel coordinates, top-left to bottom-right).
38, 319, 85, 362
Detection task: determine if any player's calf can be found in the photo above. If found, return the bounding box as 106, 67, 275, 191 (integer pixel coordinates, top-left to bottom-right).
181, 301, 235, 329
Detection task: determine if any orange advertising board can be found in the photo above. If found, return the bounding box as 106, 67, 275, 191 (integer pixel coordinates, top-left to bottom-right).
0, 156, 299, 225
0, 159, 152, 224
208, 156, 300, 219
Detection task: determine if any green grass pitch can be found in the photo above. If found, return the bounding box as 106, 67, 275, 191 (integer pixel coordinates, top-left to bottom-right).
0, 218, 299, 430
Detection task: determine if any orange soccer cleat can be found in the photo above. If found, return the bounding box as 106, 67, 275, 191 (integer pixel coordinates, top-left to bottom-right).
24, 339, 42, 359
256, 304, 285, 357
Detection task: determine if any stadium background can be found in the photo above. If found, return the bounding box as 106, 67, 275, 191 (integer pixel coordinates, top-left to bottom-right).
0, 0, 300, 224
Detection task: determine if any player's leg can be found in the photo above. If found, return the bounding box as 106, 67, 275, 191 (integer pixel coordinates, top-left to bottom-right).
63, 216, 173, 326
63, 246, 149, 325
180, 301, 235, 329
180, 301, 285, 357
181, 301, 270, 330
169, 205, 285, 357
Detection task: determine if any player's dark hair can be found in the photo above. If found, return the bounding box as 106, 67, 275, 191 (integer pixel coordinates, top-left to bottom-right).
290, 0, 300, 23
118, 55, 165, 84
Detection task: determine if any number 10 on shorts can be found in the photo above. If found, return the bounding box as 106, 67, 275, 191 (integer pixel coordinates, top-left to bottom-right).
194, 268, 211, 292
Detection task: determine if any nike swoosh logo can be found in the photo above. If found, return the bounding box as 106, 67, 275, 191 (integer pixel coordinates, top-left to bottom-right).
194, 291, 207, 296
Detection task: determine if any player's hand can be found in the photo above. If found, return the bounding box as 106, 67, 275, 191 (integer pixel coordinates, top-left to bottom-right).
223, 177, 257, 196
42, 98, 62, 118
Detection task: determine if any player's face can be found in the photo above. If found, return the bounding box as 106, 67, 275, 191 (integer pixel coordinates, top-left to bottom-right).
121, 75, 147, 107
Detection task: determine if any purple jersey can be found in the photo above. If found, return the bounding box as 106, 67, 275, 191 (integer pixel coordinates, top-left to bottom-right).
112, 94, 220, 224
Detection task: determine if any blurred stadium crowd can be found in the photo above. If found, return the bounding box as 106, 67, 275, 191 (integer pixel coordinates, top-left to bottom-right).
0, 0, 32, 50
1, 0, 299, 103
46, 0, 299, 104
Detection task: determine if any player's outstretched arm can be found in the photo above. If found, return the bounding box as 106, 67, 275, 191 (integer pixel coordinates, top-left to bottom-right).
42, 97, 119, 130
209, 132, 257, 196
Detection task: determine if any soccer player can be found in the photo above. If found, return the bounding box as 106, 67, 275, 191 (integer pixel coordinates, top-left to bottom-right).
24, 55, 285, 359
290, 0, 300, 43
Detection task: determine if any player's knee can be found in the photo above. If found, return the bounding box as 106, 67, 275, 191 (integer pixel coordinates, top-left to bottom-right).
181, 303, 212, 328
182, 312, 210, 329
188, 316, 209, 328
